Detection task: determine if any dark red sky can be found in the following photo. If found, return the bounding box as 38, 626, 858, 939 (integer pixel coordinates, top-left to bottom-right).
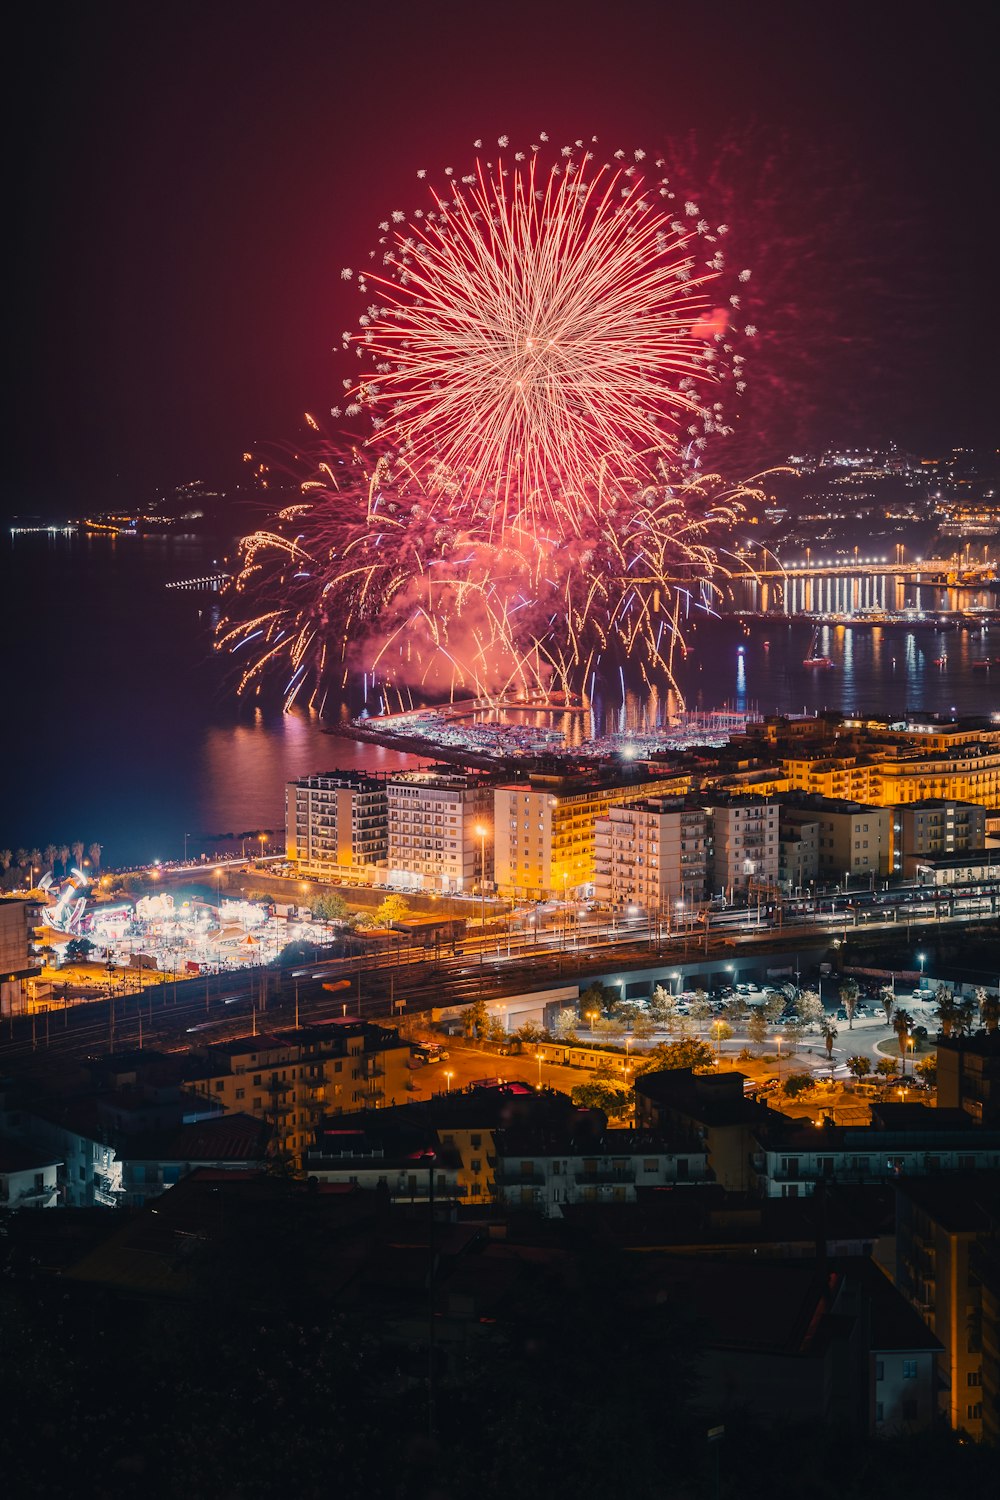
6, 0, 996, 516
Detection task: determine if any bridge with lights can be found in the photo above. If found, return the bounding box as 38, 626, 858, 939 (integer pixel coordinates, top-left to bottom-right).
732, 551, 999, 619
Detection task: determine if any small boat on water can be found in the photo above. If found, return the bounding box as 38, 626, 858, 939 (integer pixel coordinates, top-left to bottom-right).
803, 627, 835, 668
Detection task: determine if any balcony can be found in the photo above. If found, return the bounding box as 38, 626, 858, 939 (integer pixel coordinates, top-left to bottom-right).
573, 1168, 635, 1185
494, 1168, 546, 1186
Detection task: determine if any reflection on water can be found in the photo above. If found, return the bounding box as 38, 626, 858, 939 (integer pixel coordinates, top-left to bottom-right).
197, 708, 419, 836
4, 530, 998, 867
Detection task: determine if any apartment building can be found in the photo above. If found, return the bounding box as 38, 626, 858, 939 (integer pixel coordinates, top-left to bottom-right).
494, 769, 685, 898
894, 1173, 1000, 1438
183, 1023, 411, 1168
894, 799, 987, 878
593, 799, 709, 914
285, 772, 388, 877
703, 797, 780, 896
751, 1107, 1000, 1199
0, 896, 41, 1016
783, 797, 891, 881
779, 814, 819, 892
493, 1126, 711, 1215
937, 1032, 1000, 1125
387, 770, 494, 893
780, 731, 1000, 812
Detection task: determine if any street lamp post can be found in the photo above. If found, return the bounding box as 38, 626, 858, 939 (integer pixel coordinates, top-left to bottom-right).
445, 1070, 454, 1094
918, 952, 926, 990
776, 1035, 783, 1085
536, 1051, 543, 1089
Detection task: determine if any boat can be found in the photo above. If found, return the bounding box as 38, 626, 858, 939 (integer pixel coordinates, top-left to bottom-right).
803, 655, 836, 668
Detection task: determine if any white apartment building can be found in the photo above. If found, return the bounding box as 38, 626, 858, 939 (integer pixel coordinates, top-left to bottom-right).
387, 771, 494, 893
704, 798, 780, 896
494, 772, 685, 899
285, 773, 388, 876
593, 799, 709, 915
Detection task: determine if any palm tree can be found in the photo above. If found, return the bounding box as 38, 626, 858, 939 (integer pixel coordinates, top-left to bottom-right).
71, 841, 85, 870
935, 992, 958, 1037
58, 844, 70, 876
951, 1000, 976, 1039
879, 985, 895, 1026
839, 978, 859, 1029
820, 1019, 838, 1061
43, 843, 58, 876
14, 849, 28, 878
0, 850, 11, 890
893, 1008, 913, 1068
28, 849, 42, 888
88, 842, 103, 873
981, 992, 1000, 1034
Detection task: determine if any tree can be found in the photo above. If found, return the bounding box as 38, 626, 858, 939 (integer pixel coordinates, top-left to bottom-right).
58, 844, 70, 876
746, 1010, 768, 1051
486, 1015, 507, 1043
571, 1081, 631, 1117
763, 992, 785, 1025
846, 1055, 872, 1080
27, 849, 42, 886
951, 999, 976, 1039
981, 992, 1000, 1034
310, 891, 349, 923
839, 978, 859, 1029
879, 985, 895, 1025
875, 1057, 899, 1079
934, 991, 957, 1036
893, 1007, 913, 1059
782, 1073, 813, 1098
462, 997, 489, 1039
374, 894, 409, 927
592, 1015, 626, 1039
64, 937, 95, 963
580, 981, 618, 1022
88, 842, 103, 873
631, 1011, 656, 1040
727, 994, 748, 1026
915, 1053, 937, 1087
820, 1020, 838, 1060
635, 1037, 715, 1075
689, 991, 711, 1032
71, 841, 84, 870
648, 984, 675, 1023
516, 1020, 543, 1044
553, 1007, 580, 1040
710, 1019, 733, 1061
43, 843, 58, 876
612, 998, 649, 1031
795, 989, 823, 1029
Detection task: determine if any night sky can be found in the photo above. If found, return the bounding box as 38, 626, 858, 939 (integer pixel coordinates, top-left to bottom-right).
6, 0, 996, 518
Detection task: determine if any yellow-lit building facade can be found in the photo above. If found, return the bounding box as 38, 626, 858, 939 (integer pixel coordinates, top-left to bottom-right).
494, 772, 687, 898
184, 1025, 411, 1168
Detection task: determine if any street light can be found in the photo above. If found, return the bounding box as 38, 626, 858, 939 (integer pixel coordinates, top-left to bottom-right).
776, 1035, 784, 1085
917, 952, 926, 988
536, 1052, 543, 1089
586, 1009, 598, 1034
445, 1070, 454, 1093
